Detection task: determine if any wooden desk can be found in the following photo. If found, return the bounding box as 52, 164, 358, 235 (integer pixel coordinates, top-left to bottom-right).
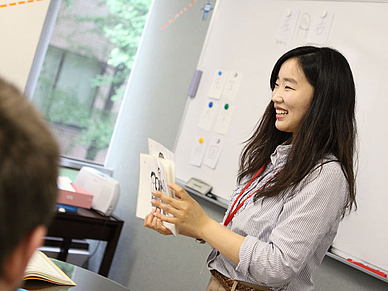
47, 208, 123, 277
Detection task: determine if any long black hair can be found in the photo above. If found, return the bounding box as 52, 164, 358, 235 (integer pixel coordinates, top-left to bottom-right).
238, 46, 357, 217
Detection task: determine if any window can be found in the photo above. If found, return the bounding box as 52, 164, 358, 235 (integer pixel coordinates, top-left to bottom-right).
31, 0, 151, 165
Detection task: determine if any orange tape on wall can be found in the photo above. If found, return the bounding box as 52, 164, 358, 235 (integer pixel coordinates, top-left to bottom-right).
0, 0, 43, 9
161, 0, 199, 30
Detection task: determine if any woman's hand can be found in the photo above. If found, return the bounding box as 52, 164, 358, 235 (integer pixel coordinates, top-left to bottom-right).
146, 183, 245, 264
150, 183, 212, 239
144, 207, 173, 235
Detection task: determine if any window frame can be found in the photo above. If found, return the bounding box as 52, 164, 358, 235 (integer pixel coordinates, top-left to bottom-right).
25, 0, 113, 175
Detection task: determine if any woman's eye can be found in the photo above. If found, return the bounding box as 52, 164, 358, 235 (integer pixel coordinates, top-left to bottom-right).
285, 86, 294, 90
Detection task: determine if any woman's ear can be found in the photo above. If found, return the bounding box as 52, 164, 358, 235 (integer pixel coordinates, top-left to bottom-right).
1, 226, 47, 288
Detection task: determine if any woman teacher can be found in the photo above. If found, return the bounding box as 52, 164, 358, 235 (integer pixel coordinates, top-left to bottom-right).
145, 46, 356, 291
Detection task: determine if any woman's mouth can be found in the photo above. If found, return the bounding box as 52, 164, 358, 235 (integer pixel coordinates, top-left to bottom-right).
276, 109, 288, 119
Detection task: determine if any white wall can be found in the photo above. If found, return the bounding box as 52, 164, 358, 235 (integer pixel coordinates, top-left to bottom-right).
0, 0, 51, 91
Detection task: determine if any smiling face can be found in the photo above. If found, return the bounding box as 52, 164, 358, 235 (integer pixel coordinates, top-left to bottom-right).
272, 58, 314, 139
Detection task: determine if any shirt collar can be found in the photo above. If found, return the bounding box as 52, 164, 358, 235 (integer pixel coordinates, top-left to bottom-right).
270, 144, 291, 169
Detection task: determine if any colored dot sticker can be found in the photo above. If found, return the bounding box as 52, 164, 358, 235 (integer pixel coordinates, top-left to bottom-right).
224, 103, 229, 110
199, 137, 204, 144
208, 101, 213, 108
218, 71, 222, 75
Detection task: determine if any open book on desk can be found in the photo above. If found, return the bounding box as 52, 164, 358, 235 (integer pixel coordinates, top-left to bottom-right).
136, 139, 178, 236
23, 250, 76, 287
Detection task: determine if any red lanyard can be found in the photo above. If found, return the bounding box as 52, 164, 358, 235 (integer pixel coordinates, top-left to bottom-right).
224, 162, 276, 227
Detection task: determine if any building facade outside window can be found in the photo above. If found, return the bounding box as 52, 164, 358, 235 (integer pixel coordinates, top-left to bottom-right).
31, 0, 151, 165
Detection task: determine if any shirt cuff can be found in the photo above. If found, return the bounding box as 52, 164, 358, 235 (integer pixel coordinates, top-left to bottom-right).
236, 235, 258, 274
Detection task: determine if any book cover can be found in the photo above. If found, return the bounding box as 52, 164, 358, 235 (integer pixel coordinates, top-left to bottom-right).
136, 139, 178, 236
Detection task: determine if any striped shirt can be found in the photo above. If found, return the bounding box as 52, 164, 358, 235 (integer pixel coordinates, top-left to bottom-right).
207, 144, 348, 291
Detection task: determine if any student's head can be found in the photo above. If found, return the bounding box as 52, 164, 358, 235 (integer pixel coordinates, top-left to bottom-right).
269, 46, 355, 143
0, 78, 59, 290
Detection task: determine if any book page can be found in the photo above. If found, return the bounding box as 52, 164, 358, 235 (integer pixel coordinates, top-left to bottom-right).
148, 138, 175, 161
24, 250, 76, 286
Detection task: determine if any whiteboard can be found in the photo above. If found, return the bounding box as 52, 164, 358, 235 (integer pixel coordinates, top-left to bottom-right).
0, 0, 51, 91
174, 0, 388, 279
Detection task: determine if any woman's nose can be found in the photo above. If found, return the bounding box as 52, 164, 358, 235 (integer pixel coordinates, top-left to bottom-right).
272, 89, 283, 103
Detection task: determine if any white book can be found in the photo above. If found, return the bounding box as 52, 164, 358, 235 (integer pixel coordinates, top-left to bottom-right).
136, 140, 178, 236
57, 176, 75, 192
